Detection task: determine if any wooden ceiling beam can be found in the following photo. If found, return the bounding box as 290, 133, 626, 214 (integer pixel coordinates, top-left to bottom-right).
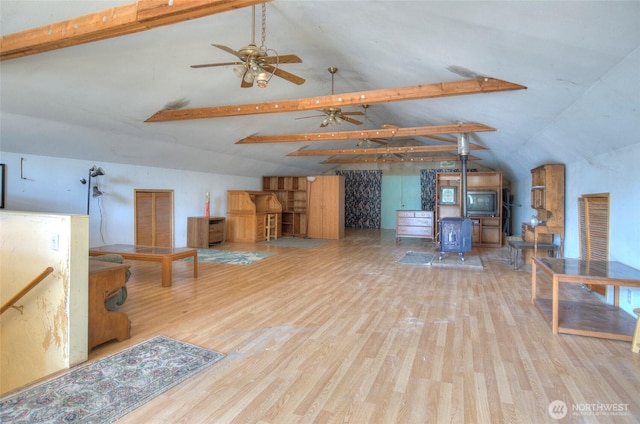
1, 0, 268, 60
288, 144, 485, 157
237, 123, 495, 144
320, 155, 480, 164
145, 78, 526, 122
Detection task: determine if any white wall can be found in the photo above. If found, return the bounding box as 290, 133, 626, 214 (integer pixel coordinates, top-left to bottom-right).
0, 211, 88, 395
0, 153, 261, 247
511, 143, 640, 314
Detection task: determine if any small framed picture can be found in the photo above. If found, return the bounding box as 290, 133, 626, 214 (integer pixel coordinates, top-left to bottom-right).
439, 186, 457, 205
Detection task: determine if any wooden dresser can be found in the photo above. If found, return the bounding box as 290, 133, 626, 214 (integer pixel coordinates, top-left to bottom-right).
187, 216, 225, 247
396, 210, 434, 241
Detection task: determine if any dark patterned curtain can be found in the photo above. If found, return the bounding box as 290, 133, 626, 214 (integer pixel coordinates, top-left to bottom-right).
420, 169, 477, 211
336, 170, 382, 228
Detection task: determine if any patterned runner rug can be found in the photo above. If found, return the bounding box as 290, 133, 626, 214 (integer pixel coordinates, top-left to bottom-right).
0, 336, 225, 423
184, 249, 272, 265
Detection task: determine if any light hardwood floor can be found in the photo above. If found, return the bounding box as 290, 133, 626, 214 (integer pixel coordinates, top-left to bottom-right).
91, 229, 640, 423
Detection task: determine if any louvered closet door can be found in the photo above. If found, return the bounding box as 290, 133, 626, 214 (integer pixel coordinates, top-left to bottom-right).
578, 195, 610, 295
134, 189, 174, 247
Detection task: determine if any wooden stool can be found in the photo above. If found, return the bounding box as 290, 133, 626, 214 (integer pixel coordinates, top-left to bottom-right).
632, 308, 640, 353
265, 213, 278, 241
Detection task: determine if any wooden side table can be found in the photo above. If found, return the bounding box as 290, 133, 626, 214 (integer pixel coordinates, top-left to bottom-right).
187, 216, 225, 247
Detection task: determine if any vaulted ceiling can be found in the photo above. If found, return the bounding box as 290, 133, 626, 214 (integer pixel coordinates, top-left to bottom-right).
1, 1, 639, 184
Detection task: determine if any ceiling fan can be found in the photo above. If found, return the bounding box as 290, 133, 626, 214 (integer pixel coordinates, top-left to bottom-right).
190, 4, 305, 88
297, 67, 365, 127
355, 105, 388, 147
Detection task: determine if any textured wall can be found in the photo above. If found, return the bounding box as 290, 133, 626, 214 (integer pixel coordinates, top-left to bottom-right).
0, 211, 88, 395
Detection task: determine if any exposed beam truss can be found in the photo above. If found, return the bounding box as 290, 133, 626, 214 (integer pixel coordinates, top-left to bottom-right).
287, 144, 485, 157
321, 155, 480, 164
238, 123, 496, 144
146, 78, 526, 122
1, 0, 268, 60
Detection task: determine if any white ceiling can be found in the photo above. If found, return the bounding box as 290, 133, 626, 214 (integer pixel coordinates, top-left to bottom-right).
1, 1, 639, 183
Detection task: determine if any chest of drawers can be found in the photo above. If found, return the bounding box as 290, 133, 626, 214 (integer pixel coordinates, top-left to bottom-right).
396, 210, 434, 241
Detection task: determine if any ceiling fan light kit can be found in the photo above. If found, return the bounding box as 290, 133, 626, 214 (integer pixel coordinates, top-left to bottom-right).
190, 4, 304, 89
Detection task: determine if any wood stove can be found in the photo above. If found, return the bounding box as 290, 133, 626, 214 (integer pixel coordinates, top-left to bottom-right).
439, 217, 472, 261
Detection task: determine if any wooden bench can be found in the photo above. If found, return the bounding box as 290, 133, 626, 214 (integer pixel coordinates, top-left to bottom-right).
89, 244, 198, 287
508, 240, 558, 269
89, 260, 131, 351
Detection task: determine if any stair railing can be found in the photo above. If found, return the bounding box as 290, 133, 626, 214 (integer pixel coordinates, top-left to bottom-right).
0, 267, 54, 315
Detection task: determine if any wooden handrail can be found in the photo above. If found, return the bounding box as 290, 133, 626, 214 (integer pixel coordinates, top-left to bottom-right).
0, 267, 54, 315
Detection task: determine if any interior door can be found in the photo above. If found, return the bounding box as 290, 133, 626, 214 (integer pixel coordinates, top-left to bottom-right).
134, 189, 174, 247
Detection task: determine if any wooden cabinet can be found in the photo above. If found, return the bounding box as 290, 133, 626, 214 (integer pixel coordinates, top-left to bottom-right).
263, 176, 308, 237
468, 217, 502, 246
134, 189, 174, 247
435, 171, 504, 247
396, 210, 434, 241
522, 164, 565, 264
307, 176, 345, 240
187, 216, 225, 248
226, 191, 282, 242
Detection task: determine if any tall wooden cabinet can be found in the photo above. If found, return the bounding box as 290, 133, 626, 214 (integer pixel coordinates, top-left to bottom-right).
522, 164, 565, 262
307, 176, 345, 240
435, 171, 504, 247
263, 176, 308, 237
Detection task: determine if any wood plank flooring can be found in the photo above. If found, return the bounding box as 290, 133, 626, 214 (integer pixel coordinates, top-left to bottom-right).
90, 229, 640, 423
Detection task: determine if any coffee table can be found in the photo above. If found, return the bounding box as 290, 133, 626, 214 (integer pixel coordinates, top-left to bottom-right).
89, 244, 198, 287
531, 257, 640, 341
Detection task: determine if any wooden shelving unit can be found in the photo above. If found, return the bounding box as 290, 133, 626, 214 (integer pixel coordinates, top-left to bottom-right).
522, 164, 565, 263
435, 171, 504, 247
263, 176, 308, 237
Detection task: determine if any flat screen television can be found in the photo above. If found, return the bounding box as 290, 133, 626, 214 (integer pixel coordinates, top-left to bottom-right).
467, 190, 498, 217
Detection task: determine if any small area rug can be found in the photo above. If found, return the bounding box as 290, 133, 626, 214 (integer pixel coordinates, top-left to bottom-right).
184, 249, 272, 265
258, 237, 329, 248
431, 253, 484, 270
398, 251, 435, 266
0, 336, 225, 423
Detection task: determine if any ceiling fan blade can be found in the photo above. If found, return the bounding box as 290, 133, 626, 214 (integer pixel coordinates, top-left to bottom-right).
260, 54, 303, 64
340, 111, 365, 116
295, 115, 325, 120
211, 44, 243, 59
262, 65, 305, 85
190, 61, 243, 68
341, 116, 363, 126
240, 70, 254, 88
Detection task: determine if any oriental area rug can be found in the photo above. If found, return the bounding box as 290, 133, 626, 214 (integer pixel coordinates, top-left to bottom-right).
0, 336, 225, 423
184, 249, 272, 265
